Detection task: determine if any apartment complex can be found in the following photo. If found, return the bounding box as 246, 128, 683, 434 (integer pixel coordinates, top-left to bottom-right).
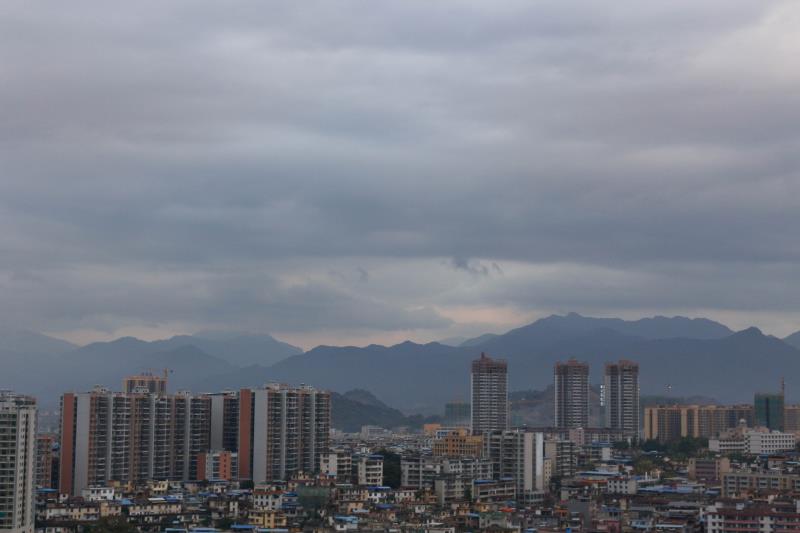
196, 450, 238, 482
59, 383, 330, 495
239, 384, 331, 483
483, 429, 546, 497
554, 359, 590, 429
709, 427, 796, 455
0, 391, 37, 533
432, 428, 483, 457
643, 404, 754, 442
59, 387, 212, 495
721, 471, 800, 497
603, 360, 640, 437
470, 353, 509, 434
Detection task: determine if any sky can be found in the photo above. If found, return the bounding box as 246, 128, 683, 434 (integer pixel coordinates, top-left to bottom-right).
1, 1, 800, 349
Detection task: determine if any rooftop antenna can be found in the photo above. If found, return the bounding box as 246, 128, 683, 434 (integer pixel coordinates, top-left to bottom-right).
781, 376, 786, 398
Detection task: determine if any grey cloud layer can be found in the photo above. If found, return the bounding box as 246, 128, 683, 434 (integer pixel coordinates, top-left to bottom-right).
1, 1, 799, 338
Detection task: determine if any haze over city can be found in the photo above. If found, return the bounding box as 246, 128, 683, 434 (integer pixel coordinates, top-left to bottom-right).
2, 1, 800, 350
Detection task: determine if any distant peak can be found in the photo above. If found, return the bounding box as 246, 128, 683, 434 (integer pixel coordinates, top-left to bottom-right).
114, 336, 145, 343
734, 326, 764, 337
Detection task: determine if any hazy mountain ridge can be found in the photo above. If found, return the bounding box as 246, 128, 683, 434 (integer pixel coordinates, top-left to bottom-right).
0, 331, 300, 406
0, 328, 77, 356
2, 314, 799, 413
784, 330, 800, 350
331, 389, 438, 432
255, 316, 800, 411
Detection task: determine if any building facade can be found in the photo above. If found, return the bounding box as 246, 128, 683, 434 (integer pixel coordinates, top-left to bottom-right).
122, 373, 168, 396
603, 360, 640, 437
432, 428, 483, 457
0, 391, 37, 533
59, 387, 213, 496
755, 393, 785, 431
470, 353, 509, 435
643, 404, 755, 442
59, 382, 331, 494
554, 360, 590, 429
353, 454, 384, 486
483, 429, 545, 498
35, 434, 57, 489
240, 384, 331, 483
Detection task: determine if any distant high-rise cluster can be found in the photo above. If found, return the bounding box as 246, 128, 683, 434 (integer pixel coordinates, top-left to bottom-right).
59, 381, 330, 496
470, 353, 509, 434
0, 391, 37, 533
467, 353, 641, 438
554, 359, 590, 429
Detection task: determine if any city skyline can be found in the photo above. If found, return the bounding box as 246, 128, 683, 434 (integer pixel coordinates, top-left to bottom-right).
4, 1, 800, 531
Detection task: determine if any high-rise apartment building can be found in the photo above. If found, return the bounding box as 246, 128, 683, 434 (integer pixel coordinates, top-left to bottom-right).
603, 360, 640, 437
470, 353, 509, 435
643, 404, 755, 442
0, 391, 37, 533
238, 384, 331, 483
209, 391, 240, 452
554, 359, 590, 429
59, 382, 331, 494
754, 393, 784, 431
59, 386, 212, 496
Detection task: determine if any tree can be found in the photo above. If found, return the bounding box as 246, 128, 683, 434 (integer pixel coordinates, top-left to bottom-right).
216, 517, 234, 530
633, 457, 655, 475
376, 448, 402, 488
87, 517, 138, 533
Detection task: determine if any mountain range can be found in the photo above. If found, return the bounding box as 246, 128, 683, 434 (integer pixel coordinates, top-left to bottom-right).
3, 313, 800, 418
0, 331, 301, 407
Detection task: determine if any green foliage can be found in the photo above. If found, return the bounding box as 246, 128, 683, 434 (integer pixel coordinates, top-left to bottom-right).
641, 437, 708, 458
216, 517, 234, 530
377, 448, 402, 488
633, 457, 655, 475
297, 486, 331, 511
87, 516, 138, 533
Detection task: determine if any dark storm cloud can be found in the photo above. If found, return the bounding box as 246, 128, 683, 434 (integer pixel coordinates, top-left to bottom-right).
1, 0, 799, 339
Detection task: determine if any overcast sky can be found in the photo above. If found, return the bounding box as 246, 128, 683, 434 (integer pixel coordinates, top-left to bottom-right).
2, 1, 800, 348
